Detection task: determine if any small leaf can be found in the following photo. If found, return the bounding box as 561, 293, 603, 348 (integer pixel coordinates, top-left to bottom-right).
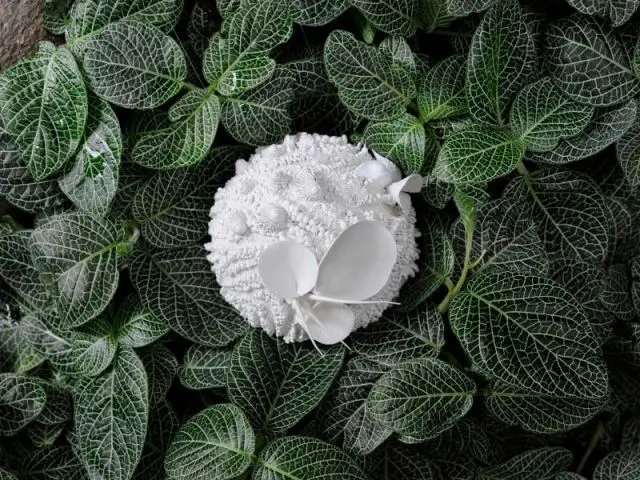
511, 77, 594, 152
203, 0, 292, 96
132, 90, 220, 169
466, 0, 535, 125
565, 0, 640, 28
44, 0, 73, 35
617, 117, 640, 186
228, 331, 344, 435
31, 212, 127, 328
324, 30, 415, 120
129, 245, 249, 347
477, 448, 572, 480
418, 55, 467, 122
363, 114, 425, 174
164, 404, 255, 480
179, 344, 231, 390
58, 93, 122, 218
83, 21, 187, 110
546, 15, 640, 106
71, 315, 118, 376
290, 0, 349, 26
594, 450, 640, 480
0, 373, 45, 436
75, 346, 148, 480
434, 125, 525, 184
138, 344, 177, 407
252, 436, 367, 480
350, 0, 419, 36
368, 358, 475, 441
113, 294, 168, 348
1, 43, 87, 180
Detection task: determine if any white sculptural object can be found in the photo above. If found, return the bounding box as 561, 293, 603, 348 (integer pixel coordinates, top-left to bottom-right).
205, 133, 421, 345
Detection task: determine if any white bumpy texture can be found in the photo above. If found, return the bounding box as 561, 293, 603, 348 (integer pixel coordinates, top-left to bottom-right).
205, 133, 420, 343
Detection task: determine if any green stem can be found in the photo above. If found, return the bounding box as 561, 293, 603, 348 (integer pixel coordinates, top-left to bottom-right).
444, 278, 455, 291
577, 421, 604, 475
438, 221, 473, 314
182, 81, 200, 92
516, 160, 529, 175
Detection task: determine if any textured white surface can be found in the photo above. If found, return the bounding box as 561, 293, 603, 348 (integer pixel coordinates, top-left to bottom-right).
205, 133, 420, 342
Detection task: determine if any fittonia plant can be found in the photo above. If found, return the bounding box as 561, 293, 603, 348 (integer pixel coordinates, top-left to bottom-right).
0, 0, 640, 479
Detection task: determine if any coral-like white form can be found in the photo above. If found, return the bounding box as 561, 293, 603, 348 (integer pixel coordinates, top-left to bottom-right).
205, 133, 420, 343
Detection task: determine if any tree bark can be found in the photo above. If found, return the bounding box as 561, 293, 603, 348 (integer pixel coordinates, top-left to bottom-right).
0, 0, 48, 70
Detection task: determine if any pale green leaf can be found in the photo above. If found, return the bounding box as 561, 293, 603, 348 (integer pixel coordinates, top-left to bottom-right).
83, 21, 187, 109
75, 346, 148, 480
0, 373, 45, 436
466, 0, 535, 125
129, 245, 249, 347
594, 450, 640, 480
228, 331, 344, 435
477, 448, 572, 480
317, 358, 391, 455
58, 94, 122, 218
449, 269, 608, 398
114, 294, 168, 348
566, 0, 640, 28
529, 100, 637, 164
203, 0, 292, 96
511, 77, 594, 152
350, 0, 419, 36
350, 307, 444, 367
324, 30, 415, 120
368, 357, 476, 441
418, 55, 467, 122
252, 436, 367, 480
433, 124, 525, 184
164, 404, 255, 480
290, 0, 349, 26
179, 344, 231, 390
30, 212, 127, 328
546, 15, 640, 106
617, 117, 640, 186
18, 446, 88, 480
71, 315, 118, 376
1, 43, 87, 180
138, 344, 177, 407
363, 114, 425, 174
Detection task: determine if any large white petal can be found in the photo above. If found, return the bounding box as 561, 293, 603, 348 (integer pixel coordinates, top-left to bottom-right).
315, 220, 397, 301
258, 240, 318, 299
303, 302, 355, 345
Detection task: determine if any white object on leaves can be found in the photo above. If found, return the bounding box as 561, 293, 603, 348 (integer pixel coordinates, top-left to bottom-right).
258, 221, 397, 345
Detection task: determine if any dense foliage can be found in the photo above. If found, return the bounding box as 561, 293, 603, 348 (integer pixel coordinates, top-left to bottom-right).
1, 0, 640, 478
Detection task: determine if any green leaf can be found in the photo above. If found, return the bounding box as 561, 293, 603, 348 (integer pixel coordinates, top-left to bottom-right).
446, 0, 499, 16
203, 0, 292, 96
33, 380, 72, 426
477, 448, 572, 480
350, 307, 444, 367
318, 358, 391, 455
253, 436, 367, 480
0, 134, 66, 213
368, 358, 476, 441
621, 416, 640, 450
75, 346, 148, 480
433, 125, 525, 184
449, 269, 608, 398
511, 77, 594, 152
594, 450, 640, 480
179, 344, 231, 390
138, 344, 177, 407
529, 100, 637, 164
1, 43, 87, 180
83, 21, 187, 110
66, 0, 182, 53
44, 0, 73, 35
367, 444, 437, 480
110, 161, 151, 220
324, 30, 415, 120
31, 213, 127, 328
164, 404, 255, 480
113, 294, 168, 348
0, 373, 45, 436
566, 0, 640, 28
617, 117, 640, 186
363, 114, 425, 174
504, 169, 612, 262
466, 0, 535, 125
350, 0, 419, 36
132, 147, 238, 248
0, 469, 16, 480
486, 380, 606, 434
290, 0, 349, 26
133, 400, 179, 480
379, 36, 417, 74
129, 245, 249, 346
0, 312, 45, 374
71, 315, 118, 376
220, 71, 294, 145
58, 94, 122, 218
418, 55, 467, 122
420, 0, 455, 32
228, 331, 344, 435
546, 15, 640, 107
18, 446, 88, 480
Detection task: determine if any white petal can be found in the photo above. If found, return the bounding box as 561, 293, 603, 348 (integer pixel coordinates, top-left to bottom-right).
303, 302, 355, 345
258, 240, 318, 299
315, 220, 397, 301
372, 151, 402, 182
235, 159, 249, 174
354, 161, 395, 186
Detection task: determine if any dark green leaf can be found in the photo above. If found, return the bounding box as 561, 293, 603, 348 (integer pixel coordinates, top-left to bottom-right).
363, 114, 425, 174
290, 0, 349, 26
113, 294, 168, 348
477, 447, 572, 480
19, 446, 88, 480
71, 315, 118, 376
133, 400, 179, 480
0, 373, 45, 436
566, 0, 640, 28
179, 344, 231, 390
594, 450, 640, 480
418, 55, 467, 122
350, 0, 419, 36
617, 117, 640, 186
44, 0, 73, 35
447, 0, 499, 16
138, 344, 177, 407
367, 444, 437, 480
